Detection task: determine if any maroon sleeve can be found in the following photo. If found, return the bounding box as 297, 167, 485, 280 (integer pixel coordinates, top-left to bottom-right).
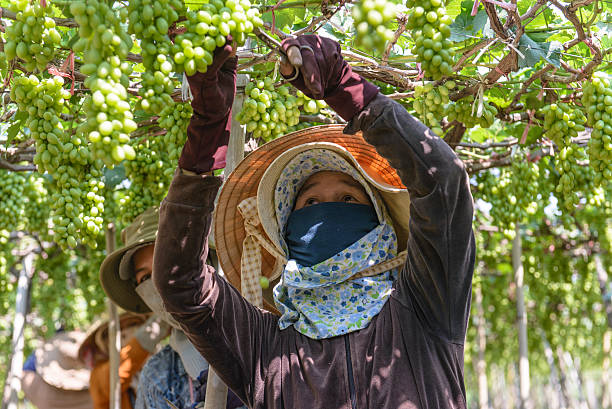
152, 171, 279, 407
347, 94, 475, 344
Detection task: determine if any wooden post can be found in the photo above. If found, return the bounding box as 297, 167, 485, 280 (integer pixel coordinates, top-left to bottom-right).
541, 332, 565, 409
594, 254, 612, 329
5, 252, 33, 409
512, 224, 530, 409
602, 330, 611, 409
204, 72, 249, 409
105, 224, 121, 409
473, 282, 489, 409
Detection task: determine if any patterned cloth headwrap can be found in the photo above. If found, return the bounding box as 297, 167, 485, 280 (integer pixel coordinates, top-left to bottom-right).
236, 149, 407, 339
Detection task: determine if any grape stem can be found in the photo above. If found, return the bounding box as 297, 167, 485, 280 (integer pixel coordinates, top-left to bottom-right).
381, 14, 408, 66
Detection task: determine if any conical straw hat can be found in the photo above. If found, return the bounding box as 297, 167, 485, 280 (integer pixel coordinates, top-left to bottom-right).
213, 124, 409, 312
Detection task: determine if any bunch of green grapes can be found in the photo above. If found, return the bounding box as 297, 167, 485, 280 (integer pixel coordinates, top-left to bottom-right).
237, 78, 301, 142
10, 75, 104, 249
413, 80, 455, 135
294, 90, 328, 115
541, 102, 586, 147
406, 0, 454, 79
0, 170, 26, 233
352, 0, 397, 53
137, 58, 177, 113
476, 151, 539, 236
581, 72, 612, 186
121, 103, 191, 224
554, 145, 599, 211
128, 0, 184, 113
446, 96, 497, 128
24, 173, 50, 235
4, 0, 61, 72
0, 230, 15, 279
158, 102, 192, 163
172, 0, 263, 76
71, 0, 136, 167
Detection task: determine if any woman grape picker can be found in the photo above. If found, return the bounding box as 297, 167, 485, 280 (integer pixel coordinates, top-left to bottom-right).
153, 35, 475, 409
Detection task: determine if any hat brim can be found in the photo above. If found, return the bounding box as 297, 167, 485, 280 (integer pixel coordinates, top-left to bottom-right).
77, 312, 148, 363
213, 125, 409, 312
99, 240, 155, 314
22, 371, 93, 409
35, 332, 91, 391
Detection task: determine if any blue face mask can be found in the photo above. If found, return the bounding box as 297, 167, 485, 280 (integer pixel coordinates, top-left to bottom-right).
284, 202, 379, 267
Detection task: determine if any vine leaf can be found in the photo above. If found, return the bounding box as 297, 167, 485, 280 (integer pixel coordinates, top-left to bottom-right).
5, 111, 28, 145
517, 34, 562, 69
262, 8, 296, 31
104, 164, 126, 189
449, 8, 489, 42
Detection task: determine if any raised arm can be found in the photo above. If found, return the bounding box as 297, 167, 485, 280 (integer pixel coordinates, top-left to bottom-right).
152, 42, 273, 407
281, 35, 475, 344
350, 95, 475, 343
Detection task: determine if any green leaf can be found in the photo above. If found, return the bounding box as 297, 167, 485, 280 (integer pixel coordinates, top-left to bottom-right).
6, 121, 23, 144
517, 34, 561, 68
104, 164, 126, 189
262, 8, 295, 31
450, 8, 489, 42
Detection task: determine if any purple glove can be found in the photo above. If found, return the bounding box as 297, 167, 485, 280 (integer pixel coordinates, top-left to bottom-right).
179, 41, 237, 174
280, 35, 379, 121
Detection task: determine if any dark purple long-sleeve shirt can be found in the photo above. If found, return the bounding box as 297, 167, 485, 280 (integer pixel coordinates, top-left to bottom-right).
153, 94, 475, 409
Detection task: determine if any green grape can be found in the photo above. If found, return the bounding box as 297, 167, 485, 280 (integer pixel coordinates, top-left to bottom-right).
0, 170, 26, 232
541, 102, 586, 148
294, 90, 328, 115
406, 0, 454, 80
553, 145, 600, 211
172, 0, 263, 75
475, 150, 540, 234
10, 75, 104, 249
446, 96, 497, 129
236, 79, 301, 142
352, 0, 397, 53
4, 0, 61, 72
121, 102, 192, 224
23, 173, 50, 235
581, 72, 612, 187
71, 0, 135, 167
413, 80, 455, 135
128, 0, 184, 113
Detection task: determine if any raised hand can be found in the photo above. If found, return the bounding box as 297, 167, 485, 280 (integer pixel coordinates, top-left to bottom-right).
279, 35, 379, 121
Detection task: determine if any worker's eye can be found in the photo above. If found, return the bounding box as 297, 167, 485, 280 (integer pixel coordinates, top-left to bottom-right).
342, 195, 357, 203
137, 273, 151, 286
304, 198, 318, 206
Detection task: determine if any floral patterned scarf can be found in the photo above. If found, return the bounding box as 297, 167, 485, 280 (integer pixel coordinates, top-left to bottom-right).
272, 149, 398, 339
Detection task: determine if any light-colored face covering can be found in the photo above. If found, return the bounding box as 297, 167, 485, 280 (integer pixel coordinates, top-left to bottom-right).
169, 329, 209, 380
135, 280, 209, 379
135, 279, 182, 330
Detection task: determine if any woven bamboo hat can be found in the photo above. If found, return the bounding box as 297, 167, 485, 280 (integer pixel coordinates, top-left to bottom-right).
213, 125, 410, 312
